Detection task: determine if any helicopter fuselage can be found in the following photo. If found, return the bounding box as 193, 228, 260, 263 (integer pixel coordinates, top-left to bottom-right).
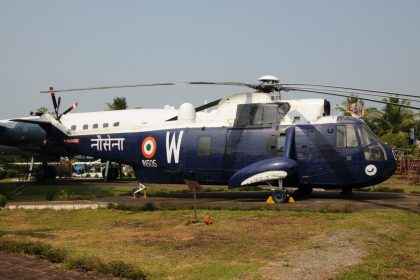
61, 116, 396, 190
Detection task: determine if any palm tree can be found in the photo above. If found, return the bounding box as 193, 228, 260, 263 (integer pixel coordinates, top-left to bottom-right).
106, 97, 127, 110
363, 97, 417, 136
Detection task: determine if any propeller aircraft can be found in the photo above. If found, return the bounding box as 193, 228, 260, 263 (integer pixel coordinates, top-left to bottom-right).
12, 75, 420, 202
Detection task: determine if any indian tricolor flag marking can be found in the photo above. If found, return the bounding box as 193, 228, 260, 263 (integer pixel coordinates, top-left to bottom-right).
142, 136, 157, 159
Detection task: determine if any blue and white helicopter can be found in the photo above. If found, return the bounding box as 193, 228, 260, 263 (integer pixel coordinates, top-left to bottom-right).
14, 75, 419, 202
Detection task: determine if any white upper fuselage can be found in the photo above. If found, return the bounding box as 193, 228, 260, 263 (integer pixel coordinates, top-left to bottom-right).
1, 92, 331, 136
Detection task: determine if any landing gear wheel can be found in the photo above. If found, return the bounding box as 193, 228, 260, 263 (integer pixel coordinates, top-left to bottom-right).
272, 189, 290, 203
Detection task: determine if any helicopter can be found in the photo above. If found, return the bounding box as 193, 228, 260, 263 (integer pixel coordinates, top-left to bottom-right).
13, 75, 420, 202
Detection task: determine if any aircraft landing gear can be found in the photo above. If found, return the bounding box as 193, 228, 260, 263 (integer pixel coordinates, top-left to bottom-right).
269, 179, 290, 203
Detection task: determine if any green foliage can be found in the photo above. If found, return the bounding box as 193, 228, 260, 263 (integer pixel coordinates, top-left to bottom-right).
45, 191, 55, 201
36, 107, 49, 114
66, 256, 148, 280
380, 131, 409, 149
0, 169, 18, 179
0, 239, 66, 263
0, 238, 147, 279
106, 97, 128, 110
0, 194, 6, 208
363, 98, 417, 138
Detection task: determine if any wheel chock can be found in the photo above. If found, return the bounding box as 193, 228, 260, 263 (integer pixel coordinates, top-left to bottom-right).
288, 197, 295, 203
266, 196, 275, 204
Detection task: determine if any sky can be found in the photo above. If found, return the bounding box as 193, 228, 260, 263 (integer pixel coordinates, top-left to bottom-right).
0, 0, 419, 119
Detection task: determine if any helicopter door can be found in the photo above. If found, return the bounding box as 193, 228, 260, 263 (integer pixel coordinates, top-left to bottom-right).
334, 124, 360, 183
181, 128, 227, 183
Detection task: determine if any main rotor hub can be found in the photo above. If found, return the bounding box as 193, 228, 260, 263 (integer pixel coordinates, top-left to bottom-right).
258, 75, 280, 84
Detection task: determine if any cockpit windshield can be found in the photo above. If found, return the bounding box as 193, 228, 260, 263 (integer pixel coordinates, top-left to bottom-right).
356, 123, 387, 161
357, 123, 379, 147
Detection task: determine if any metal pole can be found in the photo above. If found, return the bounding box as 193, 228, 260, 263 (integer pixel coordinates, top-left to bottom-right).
104, 161, 110, 182
28, 156, 34, 181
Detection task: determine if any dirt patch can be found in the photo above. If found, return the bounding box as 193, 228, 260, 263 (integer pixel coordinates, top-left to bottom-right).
256, 231, 366, 280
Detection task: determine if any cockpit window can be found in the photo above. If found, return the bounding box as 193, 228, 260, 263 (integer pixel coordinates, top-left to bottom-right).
357, 124, 378, 147
336, 124, 359, 148
364, 143, 387, 161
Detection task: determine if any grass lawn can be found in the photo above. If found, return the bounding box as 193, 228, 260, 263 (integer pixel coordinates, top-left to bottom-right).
0, 208, 419, 279
363, 174, 420, 194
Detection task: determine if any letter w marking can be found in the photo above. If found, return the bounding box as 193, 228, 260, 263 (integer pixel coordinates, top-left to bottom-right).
166, 131, 184, 164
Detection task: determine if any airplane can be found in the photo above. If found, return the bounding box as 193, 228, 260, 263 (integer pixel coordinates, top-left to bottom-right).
11, 75, 420, 202
0, 104, 179, 181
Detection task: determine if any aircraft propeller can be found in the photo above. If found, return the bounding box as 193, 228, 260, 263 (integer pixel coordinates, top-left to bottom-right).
49, 87, 78, 121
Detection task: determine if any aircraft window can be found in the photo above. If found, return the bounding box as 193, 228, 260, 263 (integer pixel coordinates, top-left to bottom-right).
357, 124, 378, 147
70, 125, 76, 131
113, 122, 120, 127
103, 123, 109, 128
337, 125, 359, 148
234, 103, 288, 126
364, 143, 387, 161
93, 124, 98, 129
346, 125, 358, 147
83, 124, 88, 130
197, 136, 211, 156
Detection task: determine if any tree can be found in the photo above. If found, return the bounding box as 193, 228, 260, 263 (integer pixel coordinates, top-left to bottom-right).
36, 107, 49, 114
363, 97, 417, 137
106, 97, 127, 110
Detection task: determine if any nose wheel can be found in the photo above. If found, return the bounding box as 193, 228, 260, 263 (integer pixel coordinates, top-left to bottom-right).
271, 189, 290, 203
269, 179, 290, 203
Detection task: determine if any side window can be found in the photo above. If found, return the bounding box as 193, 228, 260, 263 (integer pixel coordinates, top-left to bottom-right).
70, 125, 76, 131
83, 124, 88, 130
337, 125, 346, 147
197, 136, 211, 156
346, 124, 358, 147
103, 123, 109, 128
92, 124, 98, 129
113, 122, 120, 127
337, 125, 359, 148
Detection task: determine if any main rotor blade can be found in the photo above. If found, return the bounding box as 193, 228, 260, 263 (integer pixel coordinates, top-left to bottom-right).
286, 88, 420, 110
282, 83, 419, 100
166, 98, 221, 121
282, 85, 420, 103
40, 82, 255, 93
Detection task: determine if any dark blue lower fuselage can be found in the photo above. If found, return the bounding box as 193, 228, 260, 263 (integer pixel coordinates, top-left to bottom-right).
62, 120, 396, 189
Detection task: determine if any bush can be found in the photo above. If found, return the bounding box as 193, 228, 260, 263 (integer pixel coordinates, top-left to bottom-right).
5, 170, 18, 178
45, 191, 55, 201
0, 239, 66, 263
0, 194, 6, 208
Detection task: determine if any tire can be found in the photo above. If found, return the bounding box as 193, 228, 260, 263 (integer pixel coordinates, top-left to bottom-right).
272, 189, 289, 203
